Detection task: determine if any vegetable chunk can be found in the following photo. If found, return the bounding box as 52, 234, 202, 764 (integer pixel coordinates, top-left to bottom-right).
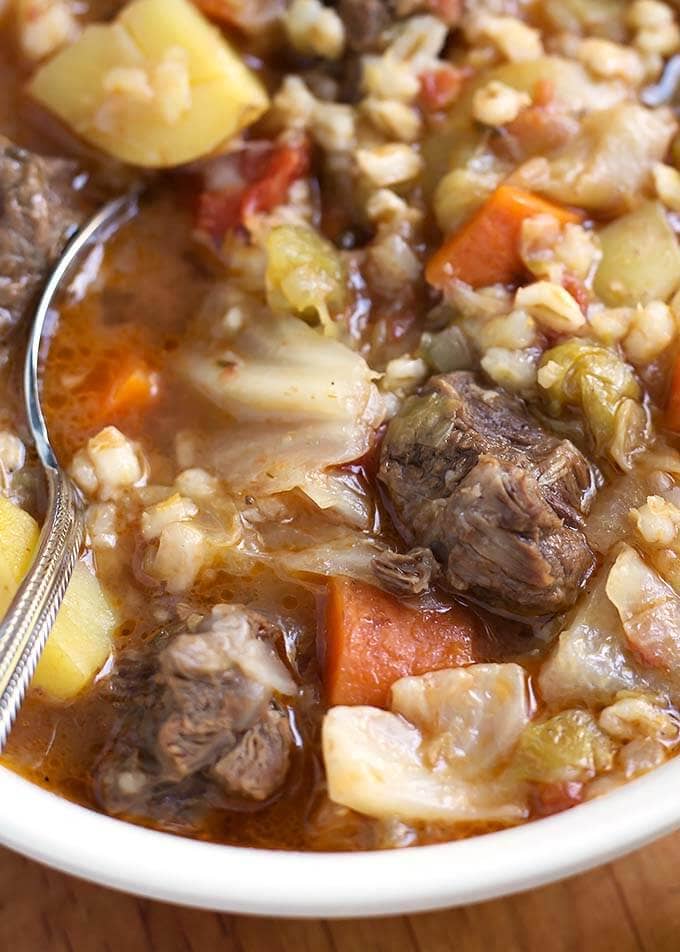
594, 201, 680, 306
0, 496, 117, 700
28, 0, 269, 167
323, 577, 483, 707
528, 103, 676, 213
538, 339, 645, 469
538, 568, 675, 709
322, 664, 531, 824
513, 710, 614, 784
426, 185, 581, 290
607, 545, 680, 671
179, 311, 385, 494
266, 225, 346, 329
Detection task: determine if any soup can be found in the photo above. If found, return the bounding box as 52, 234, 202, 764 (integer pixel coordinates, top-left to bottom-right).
2, 0, 680, 852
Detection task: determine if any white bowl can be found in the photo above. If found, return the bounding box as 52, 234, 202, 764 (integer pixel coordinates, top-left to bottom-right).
1, 760, 679, 917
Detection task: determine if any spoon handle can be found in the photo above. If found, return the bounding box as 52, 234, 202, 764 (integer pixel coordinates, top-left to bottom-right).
0, 469, 84, 748
0, 190, 139, 751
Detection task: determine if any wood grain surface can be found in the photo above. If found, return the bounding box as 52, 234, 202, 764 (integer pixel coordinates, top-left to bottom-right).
3, 830, 680, 952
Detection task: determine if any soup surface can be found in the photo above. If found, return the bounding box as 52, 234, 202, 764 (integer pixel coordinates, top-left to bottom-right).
3, 0, 680, 851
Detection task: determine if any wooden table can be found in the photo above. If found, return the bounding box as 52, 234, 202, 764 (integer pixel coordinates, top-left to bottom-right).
3, 831, 680, 952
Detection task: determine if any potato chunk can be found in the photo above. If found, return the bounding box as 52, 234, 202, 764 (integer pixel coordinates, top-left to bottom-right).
0, 496, 117, 700
594, 201, 680, 306
28, 0, 269, 167
528, 104, 676, 214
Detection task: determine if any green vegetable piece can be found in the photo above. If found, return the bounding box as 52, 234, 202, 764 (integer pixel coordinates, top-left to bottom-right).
419, 326, 474, 373
513, 709, 615, 784
539, 339, 642, 464
594, 201, 680, 306
266, 225, 346, 328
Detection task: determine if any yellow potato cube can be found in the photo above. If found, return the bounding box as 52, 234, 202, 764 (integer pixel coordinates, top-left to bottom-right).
28, 0, 269, 167
0, 496, 118, 701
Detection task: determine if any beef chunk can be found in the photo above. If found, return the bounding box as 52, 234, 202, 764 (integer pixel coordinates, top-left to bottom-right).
0, 137, 83, 340
372, 546, 436, 596
336, 0, 393, 52
95, 605, 297, 822
212, 707, 293, 801
379, 372, 597, 616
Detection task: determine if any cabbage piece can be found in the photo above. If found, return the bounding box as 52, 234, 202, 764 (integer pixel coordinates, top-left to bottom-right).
203, 418, 385, 495
178, 313, 385, 493
585, 449, 680, 555
391, 666, 531, 777
297, 471, 371, 529
274, 532, 384, 585
266, 225, 346, 331
181, 312, 376, 423
585, 467, 653, 555
538, 339, 645, 469
513, 710, 614, 784
606, 545, 680, 671
599, 695, 680, 744
539, 569, 674, 708
524, 104, 676, 213
322, 664, 531, 825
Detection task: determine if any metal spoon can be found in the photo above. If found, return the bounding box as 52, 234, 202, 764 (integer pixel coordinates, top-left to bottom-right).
0, 191, 140, 748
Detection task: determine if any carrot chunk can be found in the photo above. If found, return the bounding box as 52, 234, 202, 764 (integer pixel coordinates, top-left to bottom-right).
323, 577, 483, 708
104, 357, 159, 417
425, 184, 583, 290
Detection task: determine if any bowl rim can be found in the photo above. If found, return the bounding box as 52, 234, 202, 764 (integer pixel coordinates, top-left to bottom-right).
0, 760, 679, 918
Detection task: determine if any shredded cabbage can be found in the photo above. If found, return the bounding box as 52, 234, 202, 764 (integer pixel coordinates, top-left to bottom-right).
538, 339, 646, 469
266, 225, 346, 332
512, 710, 614, 784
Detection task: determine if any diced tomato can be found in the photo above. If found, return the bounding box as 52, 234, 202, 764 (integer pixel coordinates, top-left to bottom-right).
240, 142, 310, 220
419, 64, 468, 112
195, 140, 310, 244
562, 273, 590, 314
196, 190, 243, 243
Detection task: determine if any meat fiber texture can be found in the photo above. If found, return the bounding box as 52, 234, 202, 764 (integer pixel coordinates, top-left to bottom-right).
0, 136, 83, 340
94, 604, 297, 824
379, 371, 597, 617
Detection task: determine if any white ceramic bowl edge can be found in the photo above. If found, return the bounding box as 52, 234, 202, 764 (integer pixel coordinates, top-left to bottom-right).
1, 760, 679, 917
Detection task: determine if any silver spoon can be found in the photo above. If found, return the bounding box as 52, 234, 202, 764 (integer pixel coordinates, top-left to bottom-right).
0, 191, 140, 748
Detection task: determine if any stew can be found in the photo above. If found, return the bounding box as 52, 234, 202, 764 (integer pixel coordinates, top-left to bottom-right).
2, 0, 680, 852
